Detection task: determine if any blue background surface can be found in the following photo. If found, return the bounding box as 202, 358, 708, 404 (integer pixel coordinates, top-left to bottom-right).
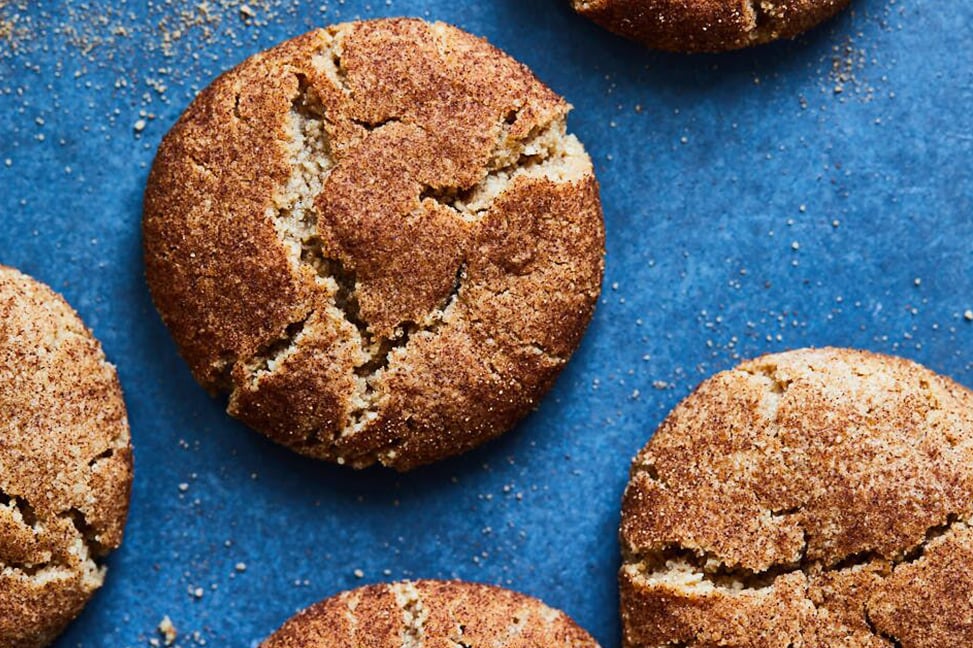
1, 0, 971, 646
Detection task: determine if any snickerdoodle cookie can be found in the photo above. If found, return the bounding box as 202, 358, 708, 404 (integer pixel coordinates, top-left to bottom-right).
143, 18, 604, 471
620, 347, 973, 647
0, 266, 133, 647
261, 580, 600, 648
572, 0, 850, 52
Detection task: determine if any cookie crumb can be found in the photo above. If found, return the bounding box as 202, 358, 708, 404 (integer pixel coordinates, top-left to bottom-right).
158, 616, 177, 646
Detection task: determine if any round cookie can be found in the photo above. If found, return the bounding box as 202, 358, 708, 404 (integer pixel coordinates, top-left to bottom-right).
572, 0, 851, 52
0, 266, 133, 647
261, 580, 600, 647
143, 18, 604, 471
619, 347, 973, 648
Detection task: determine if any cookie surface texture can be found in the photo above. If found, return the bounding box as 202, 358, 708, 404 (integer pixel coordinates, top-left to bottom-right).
261, 580, 601, 647
572, 0, 850, 52
0, 266, 133, 647
143, 18, 604, 471
619, 347, 973, 648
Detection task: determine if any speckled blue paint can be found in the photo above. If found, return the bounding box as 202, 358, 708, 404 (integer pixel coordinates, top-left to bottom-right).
0, 0, 971, 646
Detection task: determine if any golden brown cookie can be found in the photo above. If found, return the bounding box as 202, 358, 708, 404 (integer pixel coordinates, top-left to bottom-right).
572, 0, 850, 52
261, 580, 600, 648
0, 266, 133, 647
143, 18, 604, 471
619, 347, 973, 647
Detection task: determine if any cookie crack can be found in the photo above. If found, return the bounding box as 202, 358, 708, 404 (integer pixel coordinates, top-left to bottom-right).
351, 116, 402, 132
747, 0, 772, 35
0, 488, 104, 580
625, 542, 806, 592
346, 263, 465, 434
631, 459, 670, 489
0, 556, 81, 579
898, 513, 962, 565
238, 73, 477, 451
87, 447, 115, 468
186, 154, 217, 180
231, 75, 333, 387
232, 92, 246, 122
0, 487, 38, 530
241, 315, 312, 386
241, 73, 334, 295
864, 607, 903, 648
740, 361, 793, 396
420, 115, 583, 222
445, 600, 472, 648
524, 340, 563, 361
393, 581, 427, 648
61, 507, 108, 558
364, 263, 463, 373
626, 513, 970, 609
324, 31, 351, 96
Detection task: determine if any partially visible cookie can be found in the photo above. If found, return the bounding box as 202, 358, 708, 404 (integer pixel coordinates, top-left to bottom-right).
144, 18, 604, 470
0, 266, 133, 647
261, 580, 600, 648
619, 347, 973, 647
572, 0, 851, 52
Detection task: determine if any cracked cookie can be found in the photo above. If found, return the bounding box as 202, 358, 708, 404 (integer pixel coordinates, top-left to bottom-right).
260, 580, 600, 647
619, 347, 973, 648
0, 266, 133, 647
143, 18, 605, 471
571, 0, 850, 52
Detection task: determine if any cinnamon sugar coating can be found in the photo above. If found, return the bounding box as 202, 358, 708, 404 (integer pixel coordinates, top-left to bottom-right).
261, 580, 600, 648
620, 347, 973, 647
0, 266, 133, 647
572, 0, 850, 52
144, 18, 604, 470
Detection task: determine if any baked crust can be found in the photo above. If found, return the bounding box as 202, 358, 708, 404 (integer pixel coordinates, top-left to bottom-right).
572, 0, 851, 52
261, 580, 600, 647
619, 347, 973, 647
143, 18, 605, 470
0, 266, 133, 647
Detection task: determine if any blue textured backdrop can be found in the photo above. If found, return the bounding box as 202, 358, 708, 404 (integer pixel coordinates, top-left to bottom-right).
1, 0, 971, 646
